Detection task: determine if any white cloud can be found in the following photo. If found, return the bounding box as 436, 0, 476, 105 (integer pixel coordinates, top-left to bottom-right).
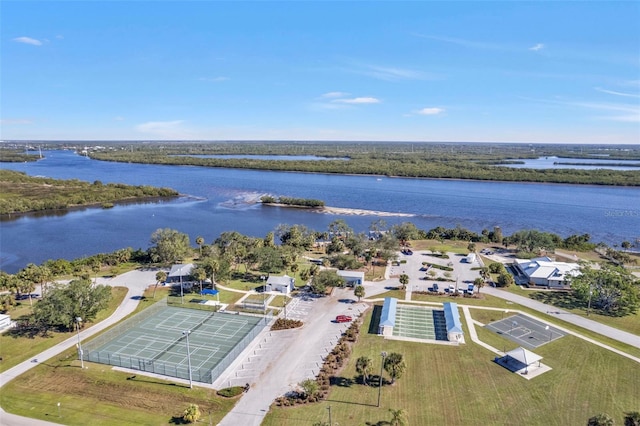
199, 76, 229, 82
114, 116, 125, 121
135, 120, 194, 138
352, 63, 432, 81
13, 36, 43, 46
529, 43, 545, 51
0, 119, 33, 125
415, 34, 505, 51
321, 91, 349, 98
416, 107, 445, 115
595, 87, 640, 98
333, 97, 380, 104
56, 35, 64, 39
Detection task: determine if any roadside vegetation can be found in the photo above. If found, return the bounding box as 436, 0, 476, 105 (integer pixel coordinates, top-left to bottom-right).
262, 307, 640, 426
0, 170, 179, 215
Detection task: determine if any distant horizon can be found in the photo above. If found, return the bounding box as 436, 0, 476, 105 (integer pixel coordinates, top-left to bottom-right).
3, 1, 639, 143
2, 139, 639, 147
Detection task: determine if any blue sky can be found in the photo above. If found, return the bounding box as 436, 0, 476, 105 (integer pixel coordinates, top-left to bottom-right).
2, 1, 639, 144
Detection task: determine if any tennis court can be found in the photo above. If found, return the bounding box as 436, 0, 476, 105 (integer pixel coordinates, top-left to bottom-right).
392, 304, 448, 341
83, 303, 268, 384
485, 313, 565, 349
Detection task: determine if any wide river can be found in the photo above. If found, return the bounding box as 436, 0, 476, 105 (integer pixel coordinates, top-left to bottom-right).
1, 150, 639, 272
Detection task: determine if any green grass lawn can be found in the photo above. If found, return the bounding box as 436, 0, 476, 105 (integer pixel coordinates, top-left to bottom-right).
1, 348, 237, 425
262, 308, 640, 426
0, 287, 129, 373
377, 290, 640, 360
503, 286, 640, 336
1, 284, 242, 425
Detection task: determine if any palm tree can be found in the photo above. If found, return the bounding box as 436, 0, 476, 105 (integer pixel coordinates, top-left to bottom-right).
388, 408, 408, 426
383, 352, 407, 385
399, 274, 409, 290
195, 236, 205, 258
588, 413, 615, 426
625, 411, 640, 426
354, 285, 365, 302
0, 293, 16, 313
154, 271, 167, 299
355, 356, 372, 385
474, 277, 485, 294
191, 265, 207, 293
182, 404, 201, 424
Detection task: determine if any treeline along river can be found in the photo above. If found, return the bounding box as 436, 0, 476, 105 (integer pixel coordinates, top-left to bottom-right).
1, 150, 639, 272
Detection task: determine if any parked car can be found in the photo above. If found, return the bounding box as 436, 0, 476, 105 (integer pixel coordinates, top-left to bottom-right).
335, 315, 353, 323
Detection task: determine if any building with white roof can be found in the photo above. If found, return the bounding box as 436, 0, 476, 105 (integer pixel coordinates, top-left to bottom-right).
512, 257, 580, 289
266, 275, 295, 294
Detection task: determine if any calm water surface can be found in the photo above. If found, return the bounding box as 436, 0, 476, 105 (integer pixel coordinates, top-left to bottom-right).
1, 150, 638, 272
502, 156, 640, 170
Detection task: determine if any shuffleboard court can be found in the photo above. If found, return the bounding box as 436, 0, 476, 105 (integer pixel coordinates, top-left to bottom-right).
392, 304, 448, 341
83, 301, 269, 384
485, 313, 565, 349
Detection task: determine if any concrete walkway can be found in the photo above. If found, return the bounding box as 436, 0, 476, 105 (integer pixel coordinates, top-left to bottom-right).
482, 286, 640, 349
0, 270, 158, 426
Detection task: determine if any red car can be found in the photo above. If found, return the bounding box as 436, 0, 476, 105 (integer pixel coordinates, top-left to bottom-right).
335, 315, 353, 323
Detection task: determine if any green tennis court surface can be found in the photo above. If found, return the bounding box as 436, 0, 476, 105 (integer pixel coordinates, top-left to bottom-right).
392, 305, 448, 341
84, 304, 267, 384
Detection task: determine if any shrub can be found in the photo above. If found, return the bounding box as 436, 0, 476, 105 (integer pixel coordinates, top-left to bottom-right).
217, 386, 245, 398
271, 318, 303, 330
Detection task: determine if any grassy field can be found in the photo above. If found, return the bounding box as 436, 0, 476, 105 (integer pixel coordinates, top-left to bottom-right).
262, 308, 640, 426
0, 287, 129, 373
372, 290, 640, 360
1, 349, 237, 425
504, 285, 640, 336
1, 285, 241, 425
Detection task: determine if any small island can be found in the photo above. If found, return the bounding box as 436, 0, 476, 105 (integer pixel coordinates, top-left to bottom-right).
0, 170, 179, 215
260, 195, 325, 208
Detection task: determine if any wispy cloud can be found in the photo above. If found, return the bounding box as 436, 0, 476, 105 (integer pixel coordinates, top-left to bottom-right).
333, 97, 381, 104
416, 107, 445, 115
13, 36, 43, 46
321, 91, 350, 98
595, 87, 640, 98
199, 76, 229, 82
344, 62, 434, 81
529, 43, 545, 51
414, 34, 505, 51
0, 119, 33, 125
574, 101, 640, 122
114, 116, 125, 121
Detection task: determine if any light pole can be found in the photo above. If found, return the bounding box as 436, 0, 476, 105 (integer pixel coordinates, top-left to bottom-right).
587, 287, 593, 316
327, 405, 332, 425
183, 330, 193, 389
377, 351, 387, 407
57, 402, 61, 418
180, 274, 184, 304
75, 316, 84, 369
502, 309, 509, 319
545, 325, 552, 342
509, 320, 517, 336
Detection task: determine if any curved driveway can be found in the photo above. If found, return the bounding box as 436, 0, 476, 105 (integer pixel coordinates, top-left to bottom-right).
0, 270, 157, 426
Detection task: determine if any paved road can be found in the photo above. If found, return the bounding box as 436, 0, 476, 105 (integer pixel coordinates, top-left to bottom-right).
0, 270, 157, 426
386, 251, 640, 350
481, 286, 640, 348
217, 287, 367, 426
